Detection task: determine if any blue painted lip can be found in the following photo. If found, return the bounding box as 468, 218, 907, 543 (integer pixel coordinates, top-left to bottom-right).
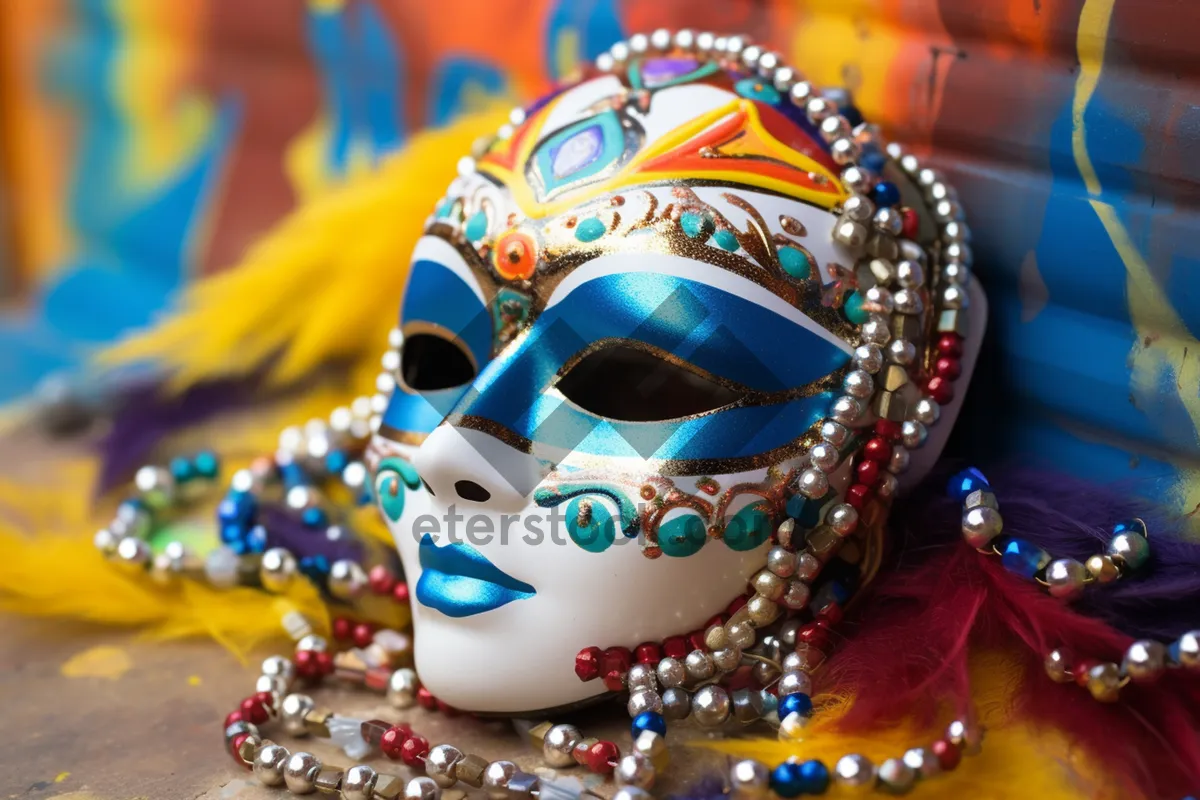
415, 534, 536, 617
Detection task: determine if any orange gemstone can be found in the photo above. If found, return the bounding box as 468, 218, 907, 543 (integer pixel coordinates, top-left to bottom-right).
493, 229, 538, 280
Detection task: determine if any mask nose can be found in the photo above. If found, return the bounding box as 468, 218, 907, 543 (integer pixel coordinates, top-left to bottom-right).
414, 424, 544, 513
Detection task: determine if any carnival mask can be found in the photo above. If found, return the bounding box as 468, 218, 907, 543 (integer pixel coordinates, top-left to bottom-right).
368, 33, 985, 715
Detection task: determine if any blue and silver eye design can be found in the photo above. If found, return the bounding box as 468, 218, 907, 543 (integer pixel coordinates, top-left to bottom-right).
528, 109, 643, 199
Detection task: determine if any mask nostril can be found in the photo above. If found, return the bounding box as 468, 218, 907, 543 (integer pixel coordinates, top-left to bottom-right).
454, 480, 491, 503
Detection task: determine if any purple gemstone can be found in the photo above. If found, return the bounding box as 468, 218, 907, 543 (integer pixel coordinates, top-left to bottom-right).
639, 57, 699, 87
550, 125, 604, 179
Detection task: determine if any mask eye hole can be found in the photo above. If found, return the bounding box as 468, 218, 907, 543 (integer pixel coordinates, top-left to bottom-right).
401, 333, 477, 391
556, 343, 744, 421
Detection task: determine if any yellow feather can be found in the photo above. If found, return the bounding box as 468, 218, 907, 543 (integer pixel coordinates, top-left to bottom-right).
704, 650, 1135, 799
101, 106, 511, 395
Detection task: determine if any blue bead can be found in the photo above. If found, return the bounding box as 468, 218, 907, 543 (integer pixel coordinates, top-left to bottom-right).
1001, 537, 1051, 579
1112, 518, 1148, 538
357, 487, 374, 506
220, 523, 245, 544
325, 450, 349, 476
870, 181, 900, 207
828, 580, 851, 605
631, 711, 667, 738
228, 538, 249, 555
861, 148, 887, 173
193, 451, 220, 479
170, 456, 196, 483
947, 467, 990, 501
245, 525, 268, 553
217, 492, 257, 527
787, 492, 827, 528
279, 461, 308, 489
798, 760, 830, 794
779, 693, 813, 718
299, 554, 331, 582
770, 762, 806, 798
302, 507, 328, 529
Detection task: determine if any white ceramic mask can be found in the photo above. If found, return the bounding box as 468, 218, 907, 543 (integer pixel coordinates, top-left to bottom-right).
368, 46, 985, 715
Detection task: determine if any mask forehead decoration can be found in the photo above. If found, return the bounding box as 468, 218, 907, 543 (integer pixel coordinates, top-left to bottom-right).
369, 32, 984, 714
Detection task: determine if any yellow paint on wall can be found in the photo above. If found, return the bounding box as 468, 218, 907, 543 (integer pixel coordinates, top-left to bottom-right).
60, 645, 132, 680
188, 674, 202, 686
1071, 0, 1200, 517
55, 772, 71, 783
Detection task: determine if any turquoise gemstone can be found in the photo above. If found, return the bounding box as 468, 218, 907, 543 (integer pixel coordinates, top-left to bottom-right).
680, 211, 715, 239
778, 246, 812, 279
724, 504, 772, 551
712, 229, 740, 251
575, 217, 607, 242
786, 492, 826, 528
658, 512, 707, 557
1001, 537, 1050, 579
735, 77, 782, 105
375, 472, 405, 522
566, 496, 616, 553
843, 290, 869, 324
464, 211, 488, 241
947, 467, 990, 501
435, 197, 455, 218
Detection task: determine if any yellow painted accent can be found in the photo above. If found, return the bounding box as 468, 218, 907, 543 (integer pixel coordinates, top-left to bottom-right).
1071, 0, 1200, 516
309, 0, 347, 11
55, 772, 70, 783
188, 674, 202, 686
111, 0, 216, 189
60, 645, 132, 680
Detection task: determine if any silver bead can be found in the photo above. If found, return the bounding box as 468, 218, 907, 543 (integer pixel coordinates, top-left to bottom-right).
821, 420, 850, 448
888, 339, 917, 366
627, 662, 658, 691
861, 315, 892, 345
328, 559, 367, 600
757, 51, 780, 77
594, 53, 614, 72
662, 687, 691, 719
828, 503, 858, 536
944, 241, 972, 265
841, 193, 875, 222
841, 165, 871, 193
842, 370, 874, 400
914, 397, 940, 425
740, 44, 762, 70
943, 261, 972, 283
730, 759, 770, 799
609, 41, 630, 63
869, 257, 898, 284
1085, 662, 1122, 702
751, 660, 780, 688
902, 747, 941, 779
833, 218, 869, 248
114, 536, 151, 572
616, 753, 655, 789
830, 396, 864, 425
94, 528, 119, 558
797, 468, 830, 499
777, 670, 812, 697
263, 655, 294, 682
727, 621, 756, 648
942, 220, 971, 242
285, 751, 321, 794
543, 724, 582, 768
810, 441, 841, 472
649, 28, 672, 51
900, 153, 921, 174
833, 139, 862, 167
935, 199, 962, 222
901, 420, 927, 449
613, 789, 653, 800
877, 757, 916, 794
778, 619, 802, 648
1176, 631, 1200, 668
724, 35, 746, 54
820, 114, 852, 142
795, 552, 821, 581
767, 546, 798, 577
752, 570, 784, 601
874, 206, 904, 236
1108, 532, 1150, 570
775, 517, 798, 550
1045, 558, 1087, 600
297, 634, 327, 653
426, 744, 464, 788
961, 506, 1003, 549
895, 259, 924, 289
691, 685, 732, 726
627, 688, 664, 716
864, 286, 894, 315
781, 580, 811, 610
942, 284, 969, 309
854, 344, 884, 374
806, 97, 836, 123
1044, 648, 1074, 682
260, 547, 298, 593
713, 647, 743, 672
280, 693, 314, 735
788, 81, 814, 107
893, 288, 924, 315
685, 650, 715, 680
134, 465, 176, 510
253, 743, 290, 787
1123, 640, 1166, 683
628, 33, 649, 54
483, 761, 518, 799
657, 657, 686, 688
748, 594, 780, 627
387, 667, 419, 708
877, 472, 898, 499
834, 754, 876, 790
674, 29, 697, 50
343, 765, 378, 800
404, 776, 441, 800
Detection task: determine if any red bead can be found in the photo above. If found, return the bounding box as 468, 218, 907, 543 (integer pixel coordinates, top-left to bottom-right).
332, 617, 353, 641
253, 691, 276, 709
818, 602, 844, 624
1074, 659, 1099, 687
294, 649, 315, 676
224, 710, 244, 727
874, 420, 902, 440
380, 725, 409, 759
585, 740, 620, 774
935, 356, 962, 380
931, 738, 961, 771
687, 630, 706, 651
240, 696, 269, 725
663, 636, 688, 660
314, 651, 334, 677
417, 686, 437, 710
727, 594, 749, 615
393, 581, 410, 604
846, 483, 872, 509
863, 437, 891, 462
353, 622, 375, 649
635, 643, 661, 664
603, 670, 626, 692
937, 333, 963, 358
797, 622, 830, 650
601, 646, 632, 676
900, 206, 919, 240
575, 646, 602, 682
926, 376, 955, 405
855, 460, 880, 486
400, 734, 430, 767
368, 564, 397, 595
230, 733, 253, 768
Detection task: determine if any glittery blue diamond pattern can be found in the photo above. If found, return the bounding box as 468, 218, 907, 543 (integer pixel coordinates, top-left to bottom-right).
529, 109, 639, 199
